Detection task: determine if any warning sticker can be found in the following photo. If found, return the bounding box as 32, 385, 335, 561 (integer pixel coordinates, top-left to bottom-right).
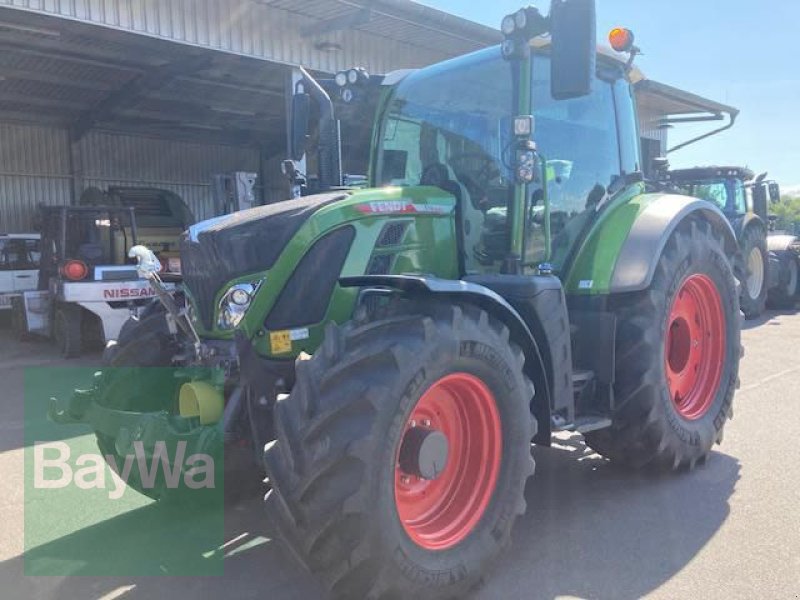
290, 328, 310, 341
269, 330, 292, 354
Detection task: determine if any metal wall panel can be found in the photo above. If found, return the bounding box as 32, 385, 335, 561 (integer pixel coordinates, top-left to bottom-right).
638, 109, 668, 155
0, 0, 447, 74
0, 122, 265, 230
0, 122, 71, 231
78, 130, 261, 221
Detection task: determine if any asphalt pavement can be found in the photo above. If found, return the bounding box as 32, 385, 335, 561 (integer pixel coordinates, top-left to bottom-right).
0, 309, 798, 600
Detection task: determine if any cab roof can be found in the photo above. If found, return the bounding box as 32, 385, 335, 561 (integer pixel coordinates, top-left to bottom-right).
666, 166, 755, 182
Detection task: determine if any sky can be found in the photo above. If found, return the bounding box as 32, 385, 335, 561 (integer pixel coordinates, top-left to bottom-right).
420, 0, 800, 191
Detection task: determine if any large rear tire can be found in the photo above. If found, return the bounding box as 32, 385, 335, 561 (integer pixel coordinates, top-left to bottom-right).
766, 251, 800, 310
585, 219, 740, 471
738, 226, 768, 319
264, 302, 536, 600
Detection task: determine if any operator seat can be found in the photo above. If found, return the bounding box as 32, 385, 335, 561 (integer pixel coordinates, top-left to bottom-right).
420, 163, 463, 202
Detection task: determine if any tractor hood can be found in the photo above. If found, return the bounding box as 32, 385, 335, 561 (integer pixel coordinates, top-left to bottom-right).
182, 191, 349, 327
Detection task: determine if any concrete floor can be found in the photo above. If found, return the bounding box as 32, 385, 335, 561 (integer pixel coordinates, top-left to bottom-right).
1, 309, 799, 600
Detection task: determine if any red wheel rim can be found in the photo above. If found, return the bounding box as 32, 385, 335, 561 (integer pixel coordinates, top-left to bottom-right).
394, 373, 502, 551
665, 274, 726, 420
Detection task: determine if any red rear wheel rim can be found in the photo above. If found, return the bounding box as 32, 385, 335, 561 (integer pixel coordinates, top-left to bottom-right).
665, 274, 726, 420
395, 373, 502, 551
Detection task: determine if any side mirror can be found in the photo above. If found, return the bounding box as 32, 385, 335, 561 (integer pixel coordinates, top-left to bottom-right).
549, 0, 596, 100
290, 93, 311, 161
769, 182, 781, 203
752, 185, 768, 220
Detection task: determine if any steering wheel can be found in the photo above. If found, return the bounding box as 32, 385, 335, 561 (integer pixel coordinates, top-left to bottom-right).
448, 152, 500, 182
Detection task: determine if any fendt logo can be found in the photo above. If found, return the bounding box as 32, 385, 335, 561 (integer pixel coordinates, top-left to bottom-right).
102, 287, 156, 299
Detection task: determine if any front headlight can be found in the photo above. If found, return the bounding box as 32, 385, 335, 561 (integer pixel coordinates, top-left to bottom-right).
217, 281, 262, 330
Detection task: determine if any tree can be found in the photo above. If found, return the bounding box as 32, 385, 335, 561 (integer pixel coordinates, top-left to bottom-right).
771, 196, 800, 233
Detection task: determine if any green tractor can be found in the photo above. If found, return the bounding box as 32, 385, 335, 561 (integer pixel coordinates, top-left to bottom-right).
51, 2, 742, 597
664, 166, 799, 316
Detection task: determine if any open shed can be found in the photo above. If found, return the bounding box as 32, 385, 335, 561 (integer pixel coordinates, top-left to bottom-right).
0, 0, 499, 231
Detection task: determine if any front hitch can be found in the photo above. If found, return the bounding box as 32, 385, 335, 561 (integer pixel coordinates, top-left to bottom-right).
47, 388, 95, 424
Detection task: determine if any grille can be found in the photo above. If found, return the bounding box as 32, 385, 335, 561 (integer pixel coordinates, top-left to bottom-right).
376, 222, 408, 247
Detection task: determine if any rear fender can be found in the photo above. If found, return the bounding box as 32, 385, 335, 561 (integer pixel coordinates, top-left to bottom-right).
340, 274, 554, 445
738, 213, 767, 241
609, 195, 738, 293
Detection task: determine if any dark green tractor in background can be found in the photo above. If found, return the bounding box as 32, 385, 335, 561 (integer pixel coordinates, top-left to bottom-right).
664, 166, 799, 316
51, 2, 743, 598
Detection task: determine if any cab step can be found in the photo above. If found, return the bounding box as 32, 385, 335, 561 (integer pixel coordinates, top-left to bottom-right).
551, 415, 612, 434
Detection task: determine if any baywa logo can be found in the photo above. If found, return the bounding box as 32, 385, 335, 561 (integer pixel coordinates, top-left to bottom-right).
33, 440, 215, 499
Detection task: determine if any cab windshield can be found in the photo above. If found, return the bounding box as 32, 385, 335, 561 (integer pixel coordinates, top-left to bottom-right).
375, 47, 639, 275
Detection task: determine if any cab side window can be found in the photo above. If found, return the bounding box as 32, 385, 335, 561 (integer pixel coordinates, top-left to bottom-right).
0, 239, 39, 270
690, 183, 727, 211
732, 180, 747, 214
530, 57, 623, 267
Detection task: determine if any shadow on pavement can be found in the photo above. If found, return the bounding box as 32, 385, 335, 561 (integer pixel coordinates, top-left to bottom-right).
1, 494, 324, 600
0, 323, 102, 454
742, 308, 798, 330
477, 434, 740, 600
4, 434, 739, 600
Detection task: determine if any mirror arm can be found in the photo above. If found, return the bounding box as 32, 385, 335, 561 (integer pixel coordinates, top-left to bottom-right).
668, 110, 738, 155
297, 66, 342, 191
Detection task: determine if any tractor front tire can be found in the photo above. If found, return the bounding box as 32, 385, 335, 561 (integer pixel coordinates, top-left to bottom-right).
54, 304, 83, 358
95, 308, 182, 502
102, 307, 175, 368
739, 226, 768, 319
99, 307, 260, 505
264, 302, 536, 600
585, 218, 740, 471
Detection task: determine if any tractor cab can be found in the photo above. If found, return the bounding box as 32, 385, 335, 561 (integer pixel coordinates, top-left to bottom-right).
372, 40, 642, 278
664, 166, 755, 223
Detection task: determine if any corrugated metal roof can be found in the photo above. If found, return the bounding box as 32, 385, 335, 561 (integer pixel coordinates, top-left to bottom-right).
0, 0, 497, 72
635, 80, 739, 119
0, 0, 499, 145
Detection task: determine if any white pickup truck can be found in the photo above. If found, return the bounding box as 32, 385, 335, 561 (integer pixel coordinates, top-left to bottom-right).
0, 233, 40, 310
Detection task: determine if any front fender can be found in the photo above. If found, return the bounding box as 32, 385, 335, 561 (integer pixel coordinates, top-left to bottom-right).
565, 191, 737, 295
340, 274, 554, 445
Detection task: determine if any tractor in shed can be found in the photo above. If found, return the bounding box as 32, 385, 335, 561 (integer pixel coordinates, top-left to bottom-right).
51, 2, 742, 598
